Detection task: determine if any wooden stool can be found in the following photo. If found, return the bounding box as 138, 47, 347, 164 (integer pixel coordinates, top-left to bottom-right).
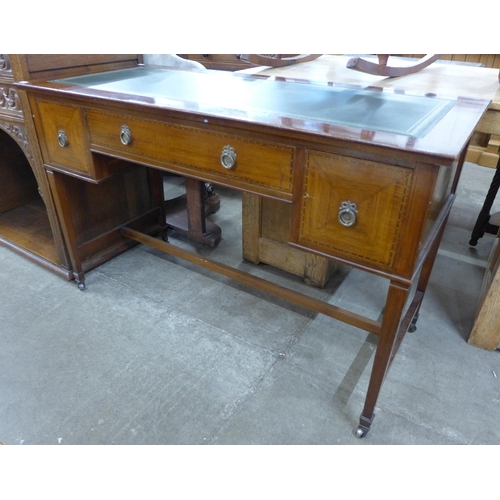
163, 175, 221, 247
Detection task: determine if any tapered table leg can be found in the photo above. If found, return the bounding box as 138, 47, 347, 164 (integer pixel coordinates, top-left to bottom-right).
356, 281, 410, 438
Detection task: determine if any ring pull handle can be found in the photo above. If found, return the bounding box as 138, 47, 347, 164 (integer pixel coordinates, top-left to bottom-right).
57, 130, 68, 147
220, 145, 237, 169
120, 125, 132, 145
338, 201, 358, 227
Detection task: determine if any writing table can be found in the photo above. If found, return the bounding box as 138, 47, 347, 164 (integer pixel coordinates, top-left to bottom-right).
17, 65, 489, 437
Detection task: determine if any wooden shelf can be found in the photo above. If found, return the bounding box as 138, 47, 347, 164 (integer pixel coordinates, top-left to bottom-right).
0, 198, 67, 272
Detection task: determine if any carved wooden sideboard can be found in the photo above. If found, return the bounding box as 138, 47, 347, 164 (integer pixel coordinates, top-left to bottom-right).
0, 54, 72, 277
4, 55, 160, 287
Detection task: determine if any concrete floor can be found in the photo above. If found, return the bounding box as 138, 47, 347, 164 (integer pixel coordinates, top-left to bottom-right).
1, 161, 500, 445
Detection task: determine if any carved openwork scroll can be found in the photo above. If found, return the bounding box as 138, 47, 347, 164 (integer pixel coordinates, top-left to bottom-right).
1, 86, 21, 115
346, 54, 441, 77
0, 121, 32, 160
239, 54, 322, 67
0, 54, 12, 74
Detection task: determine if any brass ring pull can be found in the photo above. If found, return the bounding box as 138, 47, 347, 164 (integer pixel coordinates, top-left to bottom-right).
120, 125, 132, 145
338, 201, 358, 227
220, 145, 237, 169
57, 130, 68, 147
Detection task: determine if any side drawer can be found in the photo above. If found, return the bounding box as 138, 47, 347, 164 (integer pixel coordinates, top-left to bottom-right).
34, 99, 94, 177
294, 151, 412, 270
86, 109, 295, 194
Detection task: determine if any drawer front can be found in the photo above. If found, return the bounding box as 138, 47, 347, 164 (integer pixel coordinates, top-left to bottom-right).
35, 99, 92, 175
86, 109, 294, 193
295, 152, 412, 268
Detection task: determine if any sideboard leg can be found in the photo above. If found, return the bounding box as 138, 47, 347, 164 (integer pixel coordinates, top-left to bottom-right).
46, 170, 86, 287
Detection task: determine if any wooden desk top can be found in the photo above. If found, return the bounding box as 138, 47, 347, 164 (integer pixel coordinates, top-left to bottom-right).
17, 66, 490, 166
238, 55, 500, 111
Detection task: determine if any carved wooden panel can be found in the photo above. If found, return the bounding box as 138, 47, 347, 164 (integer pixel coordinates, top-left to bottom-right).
0, 86, 22, 117
0, 120, 32, 161
0, 54, 12, 75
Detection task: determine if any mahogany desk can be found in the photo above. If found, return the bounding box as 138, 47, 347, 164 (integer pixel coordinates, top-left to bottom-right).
17, 66, 489, 437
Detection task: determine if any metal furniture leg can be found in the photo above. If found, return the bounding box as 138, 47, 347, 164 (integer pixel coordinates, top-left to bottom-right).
469, 157, 500, 246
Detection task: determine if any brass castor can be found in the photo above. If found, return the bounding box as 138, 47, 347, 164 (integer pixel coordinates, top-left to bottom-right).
355, 426, 367, 438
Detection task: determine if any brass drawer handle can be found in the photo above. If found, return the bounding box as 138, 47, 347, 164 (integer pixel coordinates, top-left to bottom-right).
338, 201, 358, 227
57, 130, 68, 147
220, 145, 237, 169
120, 125, 132, 145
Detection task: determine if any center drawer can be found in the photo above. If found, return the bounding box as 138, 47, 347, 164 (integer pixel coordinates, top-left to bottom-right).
86, 109, 295, 194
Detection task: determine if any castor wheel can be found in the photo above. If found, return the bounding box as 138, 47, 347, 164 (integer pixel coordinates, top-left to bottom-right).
160, 229, 169, 242
356, 414, 373, 438
355, 426, 368, 438
408, 313, 419, 333
77, 281, 86, 291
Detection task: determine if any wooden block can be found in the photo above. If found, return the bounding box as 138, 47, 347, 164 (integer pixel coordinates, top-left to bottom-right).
466, 146, 483, 163
257, 238, 337, 288
478, 151, 500, 168
241, 191, 262, 264
259, 238, 307, 277
486, 139, 500, 154
470, 132, 489, 147
304, 253, 337, 288
476, 110, 500, 136
469, 234, 500, 350
261, 197, 293, 243
242, 192, 337, 287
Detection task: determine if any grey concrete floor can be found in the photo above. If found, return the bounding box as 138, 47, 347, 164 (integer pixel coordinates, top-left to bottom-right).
1, 161, 500, 445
